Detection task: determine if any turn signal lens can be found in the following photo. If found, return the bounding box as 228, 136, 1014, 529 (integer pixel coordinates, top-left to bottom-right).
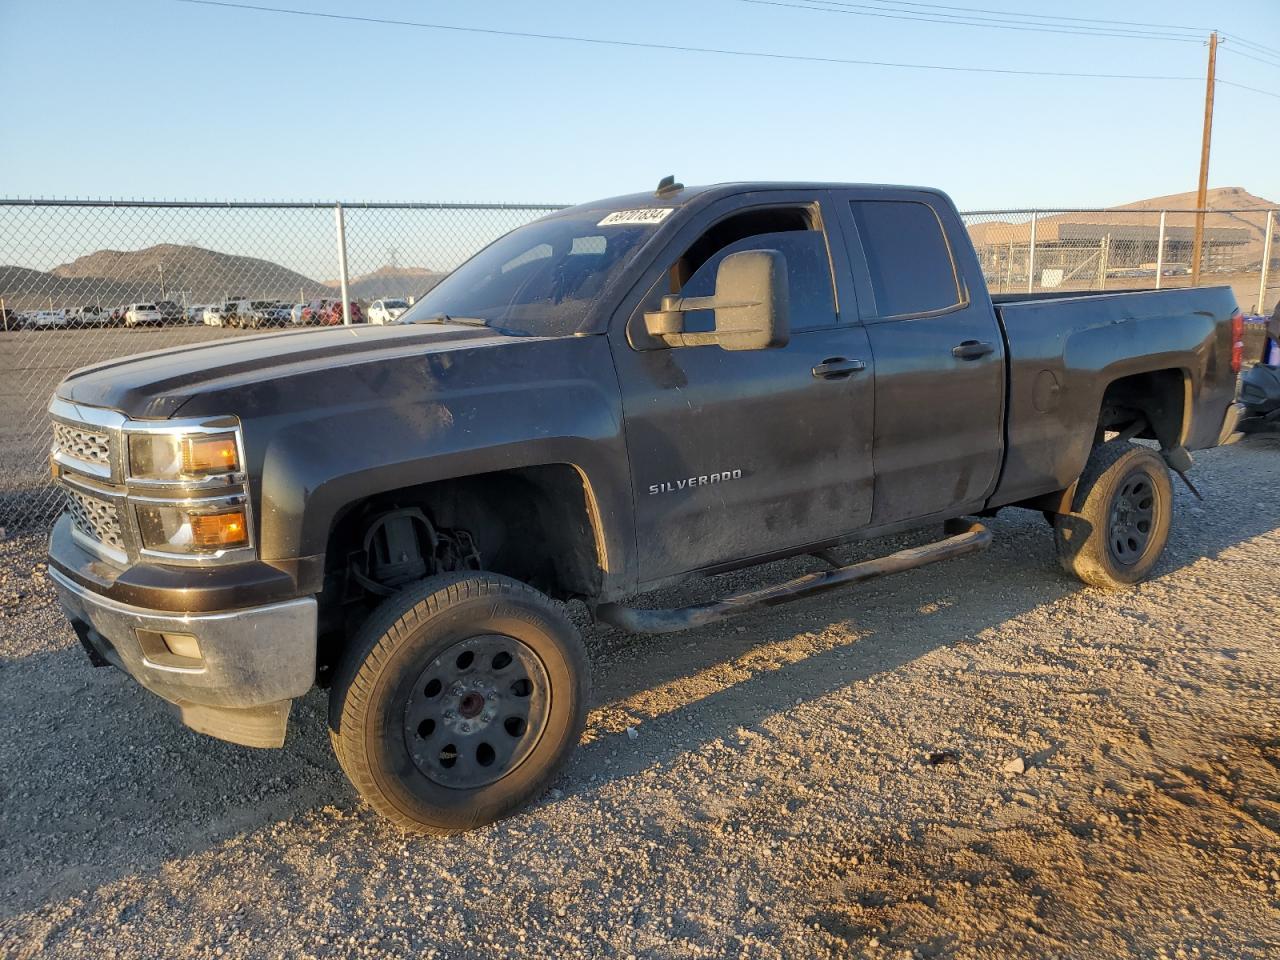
190, 510, 249, 549
182, 435, 239, 475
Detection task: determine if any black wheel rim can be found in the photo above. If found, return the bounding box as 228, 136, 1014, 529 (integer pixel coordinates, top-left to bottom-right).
402, 634, 551, 789
1107, 469, 1158, 566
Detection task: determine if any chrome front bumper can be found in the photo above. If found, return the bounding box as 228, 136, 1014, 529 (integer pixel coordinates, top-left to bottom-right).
49, 567, 317, 747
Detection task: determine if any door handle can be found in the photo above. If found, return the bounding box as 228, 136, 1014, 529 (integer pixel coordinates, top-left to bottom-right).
952, 340, 995, 360
811, 357, 867, 380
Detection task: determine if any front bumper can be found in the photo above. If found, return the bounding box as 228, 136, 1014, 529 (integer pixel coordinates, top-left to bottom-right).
49, 566, 317, 748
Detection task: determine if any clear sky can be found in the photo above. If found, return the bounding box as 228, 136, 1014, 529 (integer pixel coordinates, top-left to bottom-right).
1, 0, 1278, 209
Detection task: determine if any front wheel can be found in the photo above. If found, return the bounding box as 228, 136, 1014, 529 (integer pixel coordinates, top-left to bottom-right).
328, 572, 589, 833
1054, 441, 1173, 589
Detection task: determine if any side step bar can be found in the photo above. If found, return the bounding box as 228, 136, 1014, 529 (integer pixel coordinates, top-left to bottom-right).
594, 519, 992, 635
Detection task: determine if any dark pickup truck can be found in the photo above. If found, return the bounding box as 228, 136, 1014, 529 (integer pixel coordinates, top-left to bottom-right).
47, 180, 1245, 833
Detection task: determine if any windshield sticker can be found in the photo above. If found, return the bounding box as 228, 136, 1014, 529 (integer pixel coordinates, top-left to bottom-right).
597, 208, 674, 227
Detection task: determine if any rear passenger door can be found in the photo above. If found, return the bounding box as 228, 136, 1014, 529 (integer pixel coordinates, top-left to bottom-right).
835, 191, 1005, 526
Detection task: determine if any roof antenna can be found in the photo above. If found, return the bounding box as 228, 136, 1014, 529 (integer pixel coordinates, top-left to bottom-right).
655, 175, 684, 199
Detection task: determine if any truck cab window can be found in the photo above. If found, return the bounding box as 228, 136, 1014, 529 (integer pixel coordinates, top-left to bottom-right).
849, 200, 962, 319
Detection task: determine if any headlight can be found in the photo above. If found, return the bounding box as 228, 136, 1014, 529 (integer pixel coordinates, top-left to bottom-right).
123, 418, 254, 563
129, 432, 240, 480
135, 503, 250, 554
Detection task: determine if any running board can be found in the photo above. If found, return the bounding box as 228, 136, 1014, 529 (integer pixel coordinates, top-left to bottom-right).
594, 519, 992, 635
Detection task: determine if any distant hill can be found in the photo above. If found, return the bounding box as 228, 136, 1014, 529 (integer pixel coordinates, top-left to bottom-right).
48, 243, 330, 305
967, 186, 1279, 266
0, 244, 448, 311
333, 265, 448, 302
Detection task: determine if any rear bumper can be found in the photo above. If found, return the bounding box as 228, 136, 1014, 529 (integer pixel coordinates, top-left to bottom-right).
49, 566, 317, 748
1215, 401, 1245, 446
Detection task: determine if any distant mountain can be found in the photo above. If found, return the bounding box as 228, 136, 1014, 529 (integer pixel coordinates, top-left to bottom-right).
967, 186, 1279, 265
333, 265, 448, 302
0, 244, 449, 312
49, 243, 329, 305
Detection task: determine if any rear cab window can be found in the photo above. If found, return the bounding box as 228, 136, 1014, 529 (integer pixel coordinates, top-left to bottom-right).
848, 199, 964, 319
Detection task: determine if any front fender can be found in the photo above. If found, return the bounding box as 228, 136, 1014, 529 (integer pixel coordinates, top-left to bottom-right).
243, 336, 635, 594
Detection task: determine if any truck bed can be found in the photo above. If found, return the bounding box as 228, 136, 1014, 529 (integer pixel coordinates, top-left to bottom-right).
988, 285, 1240, 509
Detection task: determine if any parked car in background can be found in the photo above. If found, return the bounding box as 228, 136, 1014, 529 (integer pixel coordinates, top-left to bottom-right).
124, 303, 163, 327
203, 304, 230, 327
186, 304, 212, 324
155, 300, 184, 324
28, 309, 69, 329
290, 302, 307, 325
69, 305, 110, 327
228, 299, 283, 329
299, 298, 333, 325
316, 299, 364, 325
367, 298, 410, 325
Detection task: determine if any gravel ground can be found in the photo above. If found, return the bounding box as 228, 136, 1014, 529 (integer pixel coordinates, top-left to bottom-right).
1, 438, 1278, 959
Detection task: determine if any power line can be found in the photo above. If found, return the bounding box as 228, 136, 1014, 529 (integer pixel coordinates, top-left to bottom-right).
174, 0, 1200, 81
736, 0, 1203, 42
1219, 32, 1280, 61
1218, 78, 1280, 100
1220, 48, 1280, 70
812, 0, 1205, 33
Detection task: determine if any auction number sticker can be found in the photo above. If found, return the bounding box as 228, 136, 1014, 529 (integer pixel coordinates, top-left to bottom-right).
597, 208, 674, 227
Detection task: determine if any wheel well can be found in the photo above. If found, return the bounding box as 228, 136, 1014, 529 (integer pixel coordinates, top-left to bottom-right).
315, 464, 604, 682
1096, 369, 1188, 450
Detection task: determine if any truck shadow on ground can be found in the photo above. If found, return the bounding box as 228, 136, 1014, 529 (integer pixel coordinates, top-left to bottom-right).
1, 457, 1276, 923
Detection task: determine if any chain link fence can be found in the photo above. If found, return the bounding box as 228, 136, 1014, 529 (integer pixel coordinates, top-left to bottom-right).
2, 198, 1277, 534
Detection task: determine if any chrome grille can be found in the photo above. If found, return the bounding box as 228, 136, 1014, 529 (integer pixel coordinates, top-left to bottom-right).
63, 487, 126, 553
53, 421, 112, 467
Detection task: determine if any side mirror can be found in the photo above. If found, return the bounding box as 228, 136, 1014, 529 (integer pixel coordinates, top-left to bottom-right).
644, 249, 790, 351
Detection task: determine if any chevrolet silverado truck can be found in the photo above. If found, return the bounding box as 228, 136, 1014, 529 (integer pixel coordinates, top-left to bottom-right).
46, 180, 1245, 833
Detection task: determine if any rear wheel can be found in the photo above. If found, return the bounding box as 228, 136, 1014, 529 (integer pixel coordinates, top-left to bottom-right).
1054, 441, 1173, 588
328, 572, 589, 833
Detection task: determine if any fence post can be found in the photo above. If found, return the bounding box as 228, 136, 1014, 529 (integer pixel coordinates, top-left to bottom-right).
1027, 212, 1038, 294
334, 202, 352, 326
1257, 209, 1274, 314
1155, 210, 1166, 290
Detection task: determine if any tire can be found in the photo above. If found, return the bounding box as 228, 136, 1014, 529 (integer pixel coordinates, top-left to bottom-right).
1054, 441, 1173, 589
328, 572, 589, 834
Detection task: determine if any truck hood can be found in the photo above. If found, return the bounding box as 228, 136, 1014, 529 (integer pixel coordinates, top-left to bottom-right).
56, 323, 550, 418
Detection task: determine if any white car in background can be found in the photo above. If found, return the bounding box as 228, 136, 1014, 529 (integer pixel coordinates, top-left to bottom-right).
202, 304, 230, 327
367, 298, 409, 325
124, 303, 163, 327
69, 305, 110, 326
28, 309, 69, 329
290, 302, 307, 325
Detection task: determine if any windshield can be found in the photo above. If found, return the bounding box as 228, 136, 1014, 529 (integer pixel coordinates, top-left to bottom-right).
384, 299, 408, 309
400, 207, 669, 336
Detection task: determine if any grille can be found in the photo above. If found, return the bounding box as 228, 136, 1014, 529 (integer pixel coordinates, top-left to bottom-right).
53, 422, 112, 467
64, 487, 126, 553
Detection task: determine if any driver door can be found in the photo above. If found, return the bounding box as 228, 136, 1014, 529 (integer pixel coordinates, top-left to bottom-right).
609, 195, 876, 585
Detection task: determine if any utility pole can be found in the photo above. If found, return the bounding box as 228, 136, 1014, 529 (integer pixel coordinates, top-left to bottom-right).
1191, 30, 1217, 287
158, 261, 167, 299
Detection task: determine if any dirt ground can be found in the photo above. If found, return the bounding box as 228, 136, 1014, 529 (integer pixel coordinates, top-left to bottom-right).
1, 438, 1278, 959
